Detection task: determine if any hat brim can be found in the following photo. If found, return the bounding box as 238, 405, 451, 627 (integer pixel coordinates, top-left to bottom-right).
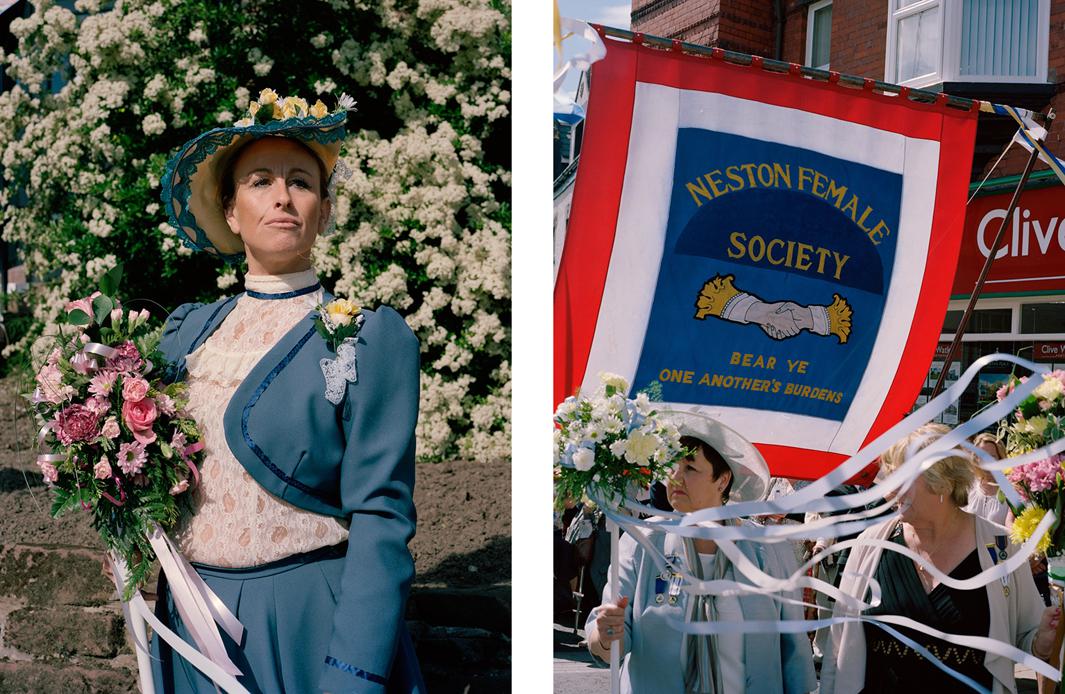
663, 409, 771, 504
161, 112, 346, 262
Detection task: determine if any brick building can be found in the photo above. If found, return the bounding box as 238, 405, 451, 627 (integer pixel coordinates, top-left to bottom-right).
623, 0, 1065, 422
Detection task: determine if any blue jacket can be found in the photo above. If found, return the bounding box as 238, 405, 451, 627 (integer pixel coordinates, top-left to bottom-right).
160, 293, 420, 693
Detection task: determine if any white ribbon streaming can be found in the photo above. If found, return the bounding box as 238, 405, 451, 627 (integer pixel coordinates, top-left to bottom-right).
107, 547, 250, 694
583, 353, 1064, 689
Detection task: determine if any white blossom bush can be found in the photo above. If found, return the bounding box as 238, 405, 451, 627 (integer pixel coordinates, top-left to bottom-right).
0, 0, 511, 461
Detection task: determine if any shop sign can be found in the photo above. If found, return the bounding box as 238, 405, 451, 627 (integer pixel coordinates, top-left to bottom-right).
953, 186, 1065, 296
1034, 341, 1065, 362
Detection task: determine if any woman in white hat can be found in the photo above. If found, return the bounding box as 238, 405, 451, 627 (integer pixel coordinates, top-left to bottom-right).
586, 411, 816, 693
150, 90, 423, 693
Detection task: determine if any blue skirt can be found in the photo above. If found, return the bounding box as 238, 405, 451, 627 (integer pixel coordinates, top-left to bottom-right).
150, 543, 425, 693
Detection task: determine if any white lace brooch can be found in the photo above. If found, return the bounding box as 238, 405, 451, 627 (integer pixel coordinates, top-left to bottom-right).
314, 299, 365, 405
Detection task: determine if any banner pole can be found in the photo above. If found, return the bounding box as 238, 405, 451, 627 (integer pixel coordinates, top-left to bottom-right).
930, 118, 1049, 399
609, 518, 620, 694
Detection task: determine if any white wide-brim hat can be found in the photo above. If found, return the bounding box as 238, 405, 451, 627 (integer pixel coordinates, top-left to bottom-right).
663, 409, 771, 504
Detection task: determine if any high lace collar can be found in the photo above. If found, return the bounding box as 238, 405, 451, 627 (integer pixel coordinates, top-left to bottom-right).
244, 268, 321, 300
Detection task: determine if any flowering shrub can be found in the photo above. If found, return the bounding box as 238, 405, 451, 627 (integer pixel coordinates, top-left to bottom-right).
999, 371, 1065, 554
30, 267, 205, 598
554, 373, 687, 506
0, 0, 510, 461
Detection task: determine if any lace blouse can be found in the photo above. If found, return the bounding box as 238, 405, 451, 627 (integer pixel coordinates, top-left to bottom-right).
174, 269, 349, 567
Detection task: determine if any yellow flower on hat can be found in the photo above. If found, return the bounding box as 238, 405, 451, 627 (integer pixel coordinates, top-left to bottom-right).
258, 88, 279, 105
288, 97, 309, 117
248, 101, 260, 117
280, 98, 298, 119
310, 99, 328, 118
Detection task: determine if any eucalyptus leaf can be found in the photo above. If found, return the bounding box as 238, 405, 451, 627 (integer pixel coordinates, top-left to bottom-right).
92, 294, 114, 325
67, 309, 92, 326
100, 265, 123, 296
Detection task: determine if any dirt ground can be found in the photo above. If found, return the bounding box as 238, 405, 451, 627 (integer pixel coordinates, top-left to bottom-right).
0, 373, 511, 588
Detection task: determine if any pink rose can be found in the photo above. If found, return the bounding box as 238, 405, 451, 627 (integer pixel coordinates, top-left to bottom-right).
54, 404, 101, 445
94, 457, 112, 480
38, 461, 58, 484
169, 480, 190, 496
64, 291, 100, 318
122, 398, 158, 444
101, 417, 120, 439
122, 377, 149, 402
107, 341, 143, 373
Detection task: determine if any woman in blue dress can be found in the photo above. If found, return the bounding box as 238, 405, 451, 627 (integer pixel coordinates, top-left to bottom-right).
150, 91, 424, 693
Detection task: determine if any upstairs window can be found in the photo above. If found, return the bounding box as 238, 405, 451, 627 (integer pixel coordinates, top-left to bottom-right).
886, 0, 1049, 87
806, 0, 833, 70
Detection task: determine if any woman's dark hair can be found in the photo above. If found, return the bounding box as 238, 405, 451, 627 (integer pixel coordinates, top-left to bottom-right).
219, 137, 330, 212
680, 435, 734, 502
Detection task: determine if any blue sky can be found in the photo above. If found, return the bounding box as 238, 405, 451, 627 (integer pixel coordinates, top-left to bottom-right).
557, 0, 631, 28
555, 0, 630, 104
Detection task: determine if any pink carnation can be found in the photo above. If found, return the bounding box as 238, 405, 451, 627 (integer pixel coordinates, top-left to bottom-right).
996, 381, 1014, 402
121, 377, 149, 402
169, 480, 190, 496
88, 371, 117, 397
53, 404, 100, 445
86, 396, 110, 415
107, 341, 143, 373
1011, 455, 1064, 494
100, 417, 120, 439
35, 363, 75, 405
38, 461, 58, 484
116, 441, 147, 476
94, 457, 112, 480
122, 397, 158, 444
156, 393, 177, 417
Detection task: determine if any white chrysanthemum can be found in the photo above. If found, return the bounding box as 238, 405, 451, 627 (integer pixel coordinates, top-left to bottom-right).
572, 448, 594, 472
624, 432, 658, 467
1034, 375, 1065, 403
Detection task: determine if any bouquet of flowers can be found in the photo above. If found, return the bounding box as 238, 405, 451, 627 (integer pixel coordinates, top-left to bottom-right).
553, 372, 686, 506
997, 371, 1065, 556
30, 267, 204, 599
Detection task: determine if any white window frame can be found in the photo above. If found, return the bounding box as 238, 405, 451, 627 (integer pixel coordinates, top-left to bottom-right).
940, 295, 1065, 343
886, 0, 1049, 88
805, 0, 833, 69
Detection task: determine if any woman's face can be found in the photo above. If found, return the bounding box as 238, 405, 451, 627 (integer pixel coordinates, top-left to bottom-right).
224, 138, 330, 274
892, 473, 941, 523
667, 448, 731, 513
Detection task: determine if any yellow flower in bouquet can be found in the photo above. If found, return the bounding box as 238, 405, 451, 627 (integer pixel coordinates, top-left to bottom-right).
325, 298, 360, 327
1010, 506, 1052, 555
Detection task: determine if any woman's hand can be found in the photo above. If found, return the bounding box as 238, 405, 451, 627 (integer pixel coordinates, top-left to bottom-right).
590, 595, 629, 659
1032, 605, 1061, 661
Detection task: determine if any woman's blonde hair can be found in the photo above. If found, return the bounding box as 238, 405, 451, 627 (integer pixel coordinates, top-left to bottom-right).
879, 423, 973, 507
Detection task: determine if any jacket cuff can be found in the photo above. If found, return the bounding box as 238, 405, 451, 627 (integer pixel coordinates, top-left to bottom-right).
319, 654, 387, 693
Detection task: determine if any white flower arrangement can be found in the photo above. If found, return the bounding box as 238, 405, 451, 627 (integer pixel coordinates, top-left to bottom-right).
554, 373, 687, 505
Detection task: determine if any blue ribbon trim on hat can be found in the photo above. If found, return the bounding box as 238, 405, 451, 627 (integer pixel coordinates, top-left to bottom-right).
246, 282, 322, 300
324, 655, 387, 685
160, 111, 347, 263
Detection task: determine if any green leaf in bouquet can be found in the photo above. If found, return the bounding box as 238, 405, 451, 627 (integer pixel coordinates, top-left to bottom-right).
50, 484, 94, 518
92, 295, 114, 326
67, 309, 92, 326
99, 265, 123, 297
160, 442, 174, 459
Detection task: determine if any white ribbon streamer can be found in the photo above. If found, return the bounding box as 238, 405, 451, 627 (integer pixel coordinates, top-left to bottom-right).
107, 550, 250, 694
583, 352, 1064, 689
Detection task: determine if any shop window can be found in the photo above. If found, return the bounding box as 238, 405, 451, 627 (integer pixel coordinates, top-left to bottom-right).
1020, 302, 1065, 334
941, 308, 1011, 334
806, 1, 832, 70
885, 0, 1049, 87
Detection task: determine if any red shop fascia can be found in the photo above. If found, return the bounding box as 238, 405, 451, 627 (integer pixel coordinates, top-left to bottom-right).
919, 175, 1065, 423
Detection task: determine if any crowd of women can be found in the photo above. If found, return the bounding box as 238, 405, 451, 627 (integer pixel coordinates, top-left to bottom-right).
571, 417, 1062, 694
